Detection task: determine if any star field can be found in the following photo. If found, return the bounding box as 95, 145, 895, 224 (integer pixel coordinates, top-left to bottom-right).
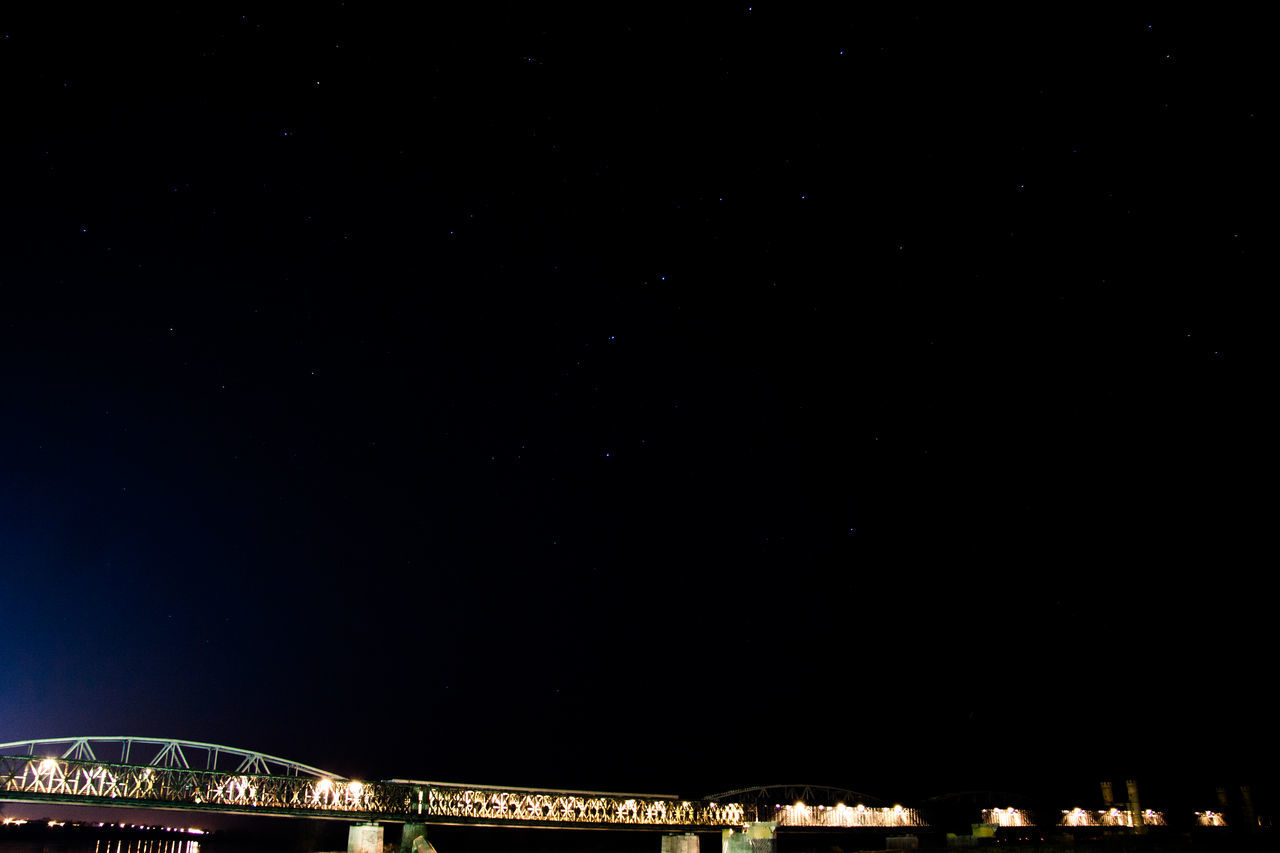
0, 5, 1268, 805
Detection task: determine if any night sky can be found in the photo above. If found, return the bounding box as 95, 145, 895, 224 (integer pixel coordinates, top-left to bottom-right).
0, 5, 1270, 811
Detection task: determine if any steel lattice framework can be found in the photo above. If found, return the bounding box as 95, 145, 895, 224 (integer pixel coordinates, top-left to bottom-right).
415, 784, 746, 827
0, 740, 750, 829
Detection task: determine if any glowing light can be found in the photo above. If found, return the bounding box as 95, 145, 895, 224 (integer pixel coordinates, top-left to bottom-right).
983, 807, 1032, 827
348, 781, 364, 796
39, 758, 57, 773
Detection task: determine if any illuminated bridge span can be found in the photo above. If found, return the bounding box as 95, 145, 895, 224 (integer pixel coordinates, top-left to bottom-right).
0, 738, 757, 830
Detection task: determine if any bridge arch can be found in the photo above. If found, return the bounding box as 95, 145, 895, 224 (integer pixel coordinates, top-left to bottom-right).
705, 784, 892, 807
0, 737, 343, 780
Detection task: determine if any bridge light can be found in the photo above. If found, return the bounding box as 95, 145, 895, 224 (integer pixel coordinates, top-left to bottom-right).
39, 758, 57, 773
348, 781, 363, 796
317, 779, 332, 791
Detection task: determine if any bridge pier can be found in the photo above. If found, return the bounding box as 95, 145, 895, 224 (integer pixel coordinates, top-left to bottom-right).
722, 822, 777, 853
399, 822, 433, 853
660, 832, 699, 852
347, 822, 383, 853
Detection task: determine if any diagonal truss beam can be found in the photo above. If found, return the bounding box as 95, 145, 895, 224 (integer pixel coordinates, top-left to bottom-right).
0, 738, 340, 780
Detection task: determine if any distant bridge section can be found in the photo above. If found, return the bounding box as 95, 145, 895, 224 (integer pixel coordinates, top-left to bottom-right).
707, 785, 927, 828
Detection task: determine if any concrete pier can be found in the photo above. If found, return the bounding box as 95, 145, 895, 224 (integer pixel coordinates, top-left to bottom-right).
660, 832, 699, 852
347, 822, 383, 853
722, 822, 776, 852
399, 822, 433, 853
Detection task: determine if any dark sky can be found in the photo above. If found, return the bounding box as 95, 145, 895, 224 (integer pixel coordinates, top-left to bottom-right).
0, 5, 1269, 810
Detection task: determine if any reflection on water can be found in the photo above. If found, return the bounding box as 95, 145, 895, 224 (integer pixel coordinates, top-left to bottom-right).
0, 827, 203, 853
94, 841, 200, 853
1, 839, 198, 853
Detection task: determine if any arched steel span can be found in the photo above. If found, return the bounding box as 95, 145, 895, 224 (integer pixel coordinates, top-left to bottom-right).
923, 790, 1038, 807
0, 737, 343, 780
706, 784, 891, 806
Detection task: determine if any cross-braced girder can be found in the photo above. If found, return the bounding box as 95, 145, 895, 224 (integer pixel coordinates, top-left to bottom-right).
0, 738, 341, 779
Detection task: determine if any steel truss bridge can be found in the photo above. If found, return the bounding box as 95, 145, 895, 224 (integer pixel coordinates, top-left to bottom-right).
0, 737, 926, 831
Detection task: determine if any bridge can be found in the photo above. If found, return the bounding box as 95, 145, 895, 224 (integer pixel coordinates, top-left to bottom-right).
0, 737, 925, 833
